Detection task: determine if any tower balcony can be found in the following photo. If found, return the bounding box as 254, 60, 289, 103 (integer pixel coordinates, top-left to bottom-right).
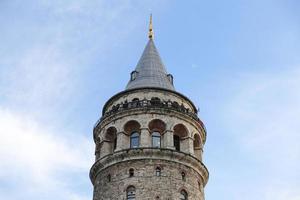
95, 98, 206, 132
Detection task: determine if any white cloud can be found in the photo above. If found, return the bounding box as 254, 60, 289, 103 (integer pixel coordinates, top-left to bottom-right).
0, 107, 93, 199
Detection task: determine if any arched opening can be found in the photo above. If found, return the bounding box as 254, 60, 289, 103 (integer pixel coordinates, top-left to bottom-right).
124, 120, 141, 134
124, 120, 141, 149
173, 124, 188, 152
149, 119, 165, 148
129, 168, 134, 177
104, 127, 117, 154
193, 134, 202, 160
155, 167, 161, 177
126, 186, 136, 200
181, 171, 186, 181
193, 134, 201, 148
179, 190, 188, 200
130, 71, 138, 81
167, 74, 173, 84
148, 119, 166, 133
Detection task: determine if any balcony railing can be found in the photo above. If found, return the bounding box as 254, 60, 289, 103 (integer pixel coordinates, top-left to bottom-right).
95, 99, 205, 129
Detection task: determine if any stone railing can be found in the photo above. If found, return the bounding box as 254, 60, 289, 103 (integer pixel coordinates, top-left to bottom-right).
95, 99, 205, 129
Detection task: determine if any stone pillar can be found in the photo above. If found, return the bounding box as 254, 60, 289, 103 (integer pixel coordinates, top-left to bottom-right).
180, 137, 193, 154
95, 142, 101, 160
187, 137, 194, 154
100, 141, 110, 158
194, 147, 202, 160
116, 131, 129, 151
140, 128, 150, 147
163, 130, 175, 149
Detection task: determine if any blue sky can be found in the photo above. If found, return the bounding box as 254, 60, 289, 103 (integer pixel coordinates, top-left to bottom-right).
0, 0, 300, 200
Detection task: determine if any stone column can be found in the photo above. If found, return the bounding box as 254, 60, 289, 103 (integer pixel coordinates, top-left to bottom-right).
100, 141, 110, 158
180, 137, 193, 154
116, 131, 129, 151
140, 128, 150, 147
194, 147, 202, 160
163, 130, 175, 149
187, 137, 194, 154
95, 142, 101, 160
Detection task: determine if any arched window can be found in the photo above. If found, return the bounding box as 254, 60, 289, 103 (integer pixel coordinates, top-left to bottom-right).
179, 190, 188, 200
130, 132, 139, 148
126, 186, 136, 200
174, 135, 180, 151
167, 74, 173, 84
173, 124, 188, 152
155, 167, 161, 177
105, 127, 117, 154
193, 134, 201, 159
181, 171, 186, 181
129, 168, 134, 177
152, 132, 161, 148
193, 134, 201, 149
131, 71, 138, 81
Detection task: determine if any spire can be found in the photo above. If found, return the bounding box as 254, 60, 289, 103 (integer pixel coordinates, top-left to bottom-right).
148, 14, 154, 39
125, 17, 175, 91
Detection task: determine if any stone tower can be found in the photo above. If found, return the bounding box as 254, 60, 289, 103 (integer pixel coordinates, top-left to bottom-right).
90, 16, 208, 200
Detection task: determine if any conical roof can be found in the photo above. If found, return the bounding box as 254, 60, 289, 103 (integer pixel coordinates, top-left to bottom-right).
126, 39, 175, 91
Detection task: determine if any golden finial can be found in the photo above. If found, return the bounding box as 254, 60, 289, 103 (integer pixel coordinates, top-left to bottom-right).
148, 14, 154, 39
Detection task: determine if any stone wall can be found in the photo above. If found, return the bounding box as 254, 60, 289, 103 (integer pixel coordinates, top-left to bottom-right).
93, 158, 205, 200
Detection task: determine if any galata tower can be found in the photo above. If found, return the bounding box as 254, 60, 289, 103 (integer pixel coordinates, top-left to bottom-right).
90, 15, 209, 200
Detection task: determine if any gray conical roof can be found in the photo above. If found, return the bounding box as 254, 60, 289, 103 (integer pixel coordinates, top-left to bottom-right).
126, 39, 175, 91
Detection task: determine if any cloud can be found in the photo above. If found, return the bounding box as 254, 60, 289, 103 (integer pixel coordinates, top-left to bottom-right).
0, 107, 93, 200
0, 108, 93, 199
